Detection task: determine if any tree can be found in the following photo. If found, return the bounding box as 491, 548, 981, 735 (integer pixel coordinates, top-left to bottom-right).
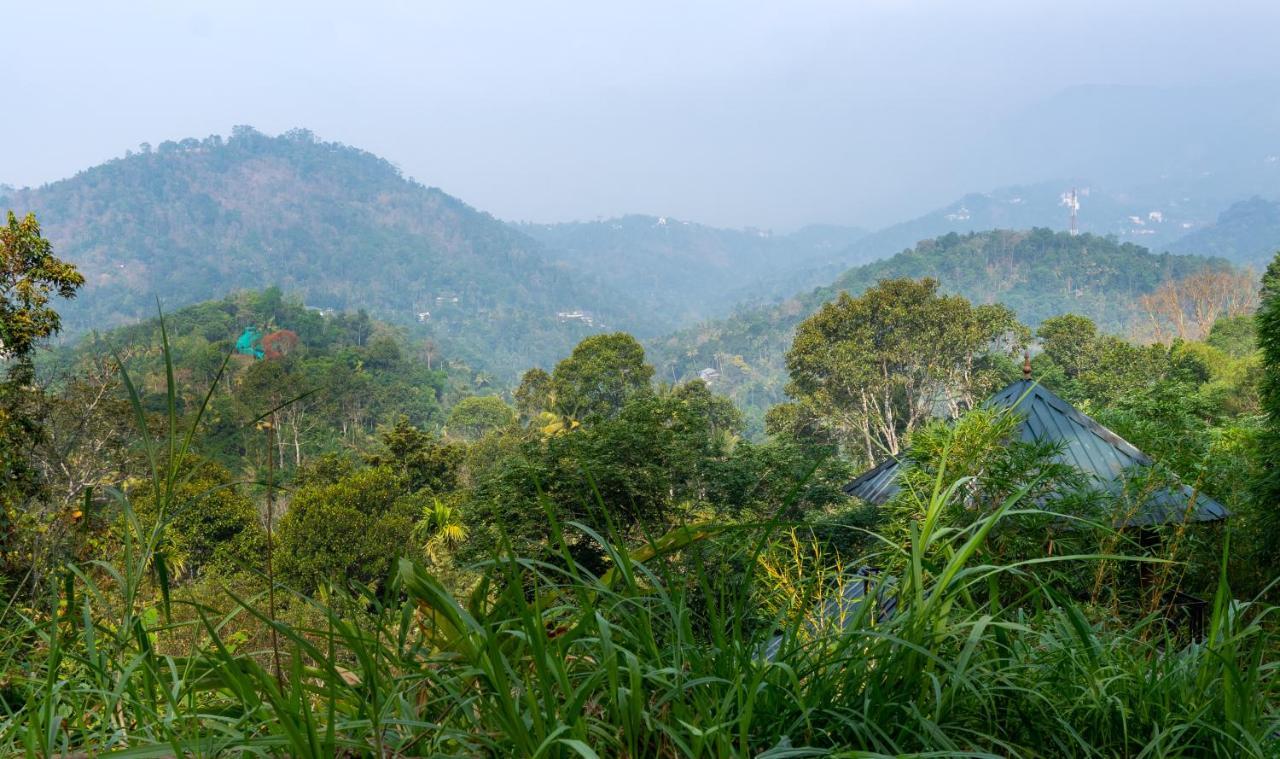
514, 368, 553, 423
1037, 314, 1099, 379
1, 211, 84, 573
0, 211, 86, 367
1206, 314, 1258, 359
784, 278, 1023, 465
551, 333, 654, 422
133, 457, 265, 581
446, 396, 515, 441
276, 466, 421, 593
365, 418, 464, 494
1254, 252, 1280, 557
1138, 268, 1259, 343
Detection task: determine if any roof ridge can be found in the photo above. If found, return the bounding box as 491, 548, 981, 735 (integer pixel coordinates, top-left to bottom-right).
1018, 383, 1154, 467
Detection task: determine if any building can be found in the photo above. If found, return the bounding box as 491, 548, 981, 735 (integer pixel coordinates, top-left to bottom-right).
844, 376, 1228, 526
764, 373, 1229, 657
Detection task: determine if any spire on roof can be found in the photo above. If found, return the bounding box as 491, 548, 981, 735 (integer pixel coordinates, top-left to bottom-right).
1023, 350, 1032, 379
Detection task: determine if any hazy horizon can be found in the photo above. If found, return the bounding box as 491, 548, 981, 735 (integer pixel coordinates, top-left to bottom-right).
7, 1, 1280, 230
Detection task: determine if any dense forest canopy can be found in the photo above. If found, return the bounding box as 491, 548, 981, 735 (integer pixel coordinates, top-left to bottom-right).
653, 228, 1246, 433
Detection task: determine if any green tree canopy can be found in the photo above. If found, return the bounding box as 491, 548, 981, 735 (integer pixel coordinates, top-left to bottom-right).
784, 278, 1024, 464
0, 211, 85, 367
365, 419, 464, 494
1037, 314, 1099, 379
276, 466, 421, 593
551, 332, 654, 422
446, 396, 516, 441
1255, 252, 1280, 557
514, 368, 553, 423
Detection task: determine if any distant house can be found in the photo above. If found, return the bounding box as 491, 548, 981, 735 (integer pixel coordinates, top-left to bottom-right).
556, 310, 597, 327
416, 311, 431, 323
845, 377, 1228, 527
698, 367, 720, 384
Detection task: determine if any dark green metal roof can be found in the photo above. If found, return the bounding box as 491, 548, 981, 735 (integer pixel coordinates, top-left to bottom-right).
843, 379, 1229, 526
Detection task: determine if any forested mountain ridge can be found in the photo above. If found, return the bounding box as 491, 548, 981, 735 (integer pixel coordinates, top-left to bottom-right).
518, 216, 867, 321
652, 228, 1233, 431
830, 181, 1232, 272
0, 127, 651, 378
1166, 197, 1280, 267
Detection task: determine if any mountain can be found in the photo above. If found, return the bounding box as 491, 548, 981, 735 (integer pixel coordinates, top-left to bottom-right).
651, 228, 1229, 434
966, 83, 1280, 216
1165, 197, 1280, 267
826, 180, 1236, 274
517, 216, 867, 322
0, 127, 655, 378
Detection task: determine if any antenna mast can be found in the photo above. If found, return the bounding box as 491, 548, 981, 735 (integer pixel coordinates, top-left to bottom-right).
1067, 187, 1079, 236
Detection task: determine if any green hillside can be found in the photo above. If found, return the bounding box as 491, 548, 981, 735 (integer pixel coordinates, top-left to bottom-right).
1166, 196, 1280, 266
1, 128, 654, 379
37, 288, 480, 472
651, 228, 1231, 431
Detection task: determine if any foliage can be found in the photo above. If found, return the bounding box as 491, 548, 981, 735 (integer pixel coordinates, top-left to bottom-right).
131, 457, 264, 580
1207, 313, 1258, 358
654, 228, 1227, 433
275, 466, 422, 593
41, 288, 456, 477
2, 236, 1278, 756
445, 395, 516, 441
514, 366, 553, 423
2, 421, 1274, 757
1255, 252, 1280, 565
0, 211, 85, 364
0, 210, 83, 579
785, 277, 1024, 464
550, 331, 654, 422
363, 418, 464, 494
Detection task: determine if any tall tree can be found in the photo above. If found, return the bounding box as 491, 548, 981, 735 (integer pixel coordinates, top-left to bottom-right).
1138, 268, 1259, 343
784, 278, 1023, 464
1036, 314, 1099, 379
1, 211, 85, 369
1, 211, 84, 573
446, 396, 516, 441
551, 332, 654, 422
514, 368, 553, 424
1255, 252, 1280, 556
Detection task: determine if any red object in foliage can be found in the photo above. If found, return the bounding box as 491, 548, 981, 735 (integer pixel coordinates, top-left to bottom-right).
261, 329, 300, 359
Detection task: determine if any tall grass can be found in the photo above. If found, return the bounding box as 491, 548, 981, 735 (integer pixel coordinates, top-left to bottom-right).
0, 335, 1276, 757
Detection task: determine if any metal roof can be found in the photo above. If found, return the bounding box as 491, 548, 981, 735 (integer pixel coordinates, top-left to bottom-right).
843, 379, 1229, 526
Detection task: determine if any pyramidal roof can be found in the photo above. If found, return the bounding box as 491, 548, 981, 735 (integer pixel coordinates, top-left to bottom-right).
843, 379, 1229, 526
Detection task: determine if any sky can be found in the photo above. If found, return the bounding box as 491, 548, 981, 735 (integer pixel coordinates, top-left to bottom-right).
5, 1, 1280, 230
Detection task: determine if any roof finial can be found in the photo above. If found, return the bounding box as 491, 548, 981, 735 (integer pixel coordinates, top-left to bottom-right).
1023, 350, 1032, 379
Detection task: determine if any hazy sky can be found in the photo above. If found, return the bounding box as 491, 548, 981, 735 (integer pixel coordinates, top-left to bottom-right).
6, 1, 1280, 229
